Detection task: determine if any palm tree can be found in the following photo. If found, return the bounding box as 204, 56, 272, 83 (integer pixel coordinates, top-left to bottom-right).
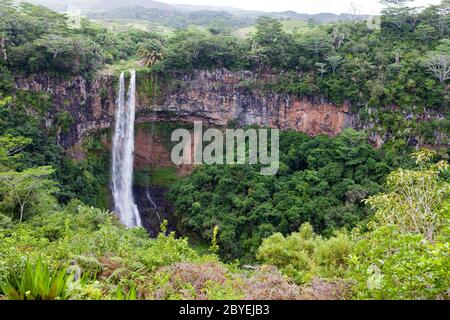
137, 39, 164, 68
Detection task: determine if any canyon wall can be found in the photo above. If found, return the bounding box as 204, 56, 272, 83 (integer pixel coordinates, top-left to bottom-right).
13, 69, 357, 148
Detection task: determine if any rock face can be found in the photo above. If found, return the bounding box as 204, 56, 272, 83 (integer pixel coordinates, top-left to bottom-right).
137, 69, 356, 137
13, 69, 357, 148
14, 73, 116, 148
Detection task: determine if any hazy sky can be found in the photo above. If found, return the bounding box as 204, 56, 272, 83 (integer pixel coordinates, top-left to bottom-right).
161, 0, 443, 14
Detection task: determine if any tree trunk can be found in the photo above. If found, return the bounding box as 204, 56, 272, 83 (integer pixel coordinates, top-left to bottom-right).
0, 38, 7, 61
19, 203, 25, 223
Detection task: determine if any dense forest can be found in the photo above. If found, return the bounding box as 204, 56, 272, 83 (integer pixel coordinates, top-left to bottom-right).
0, 0, 449, 300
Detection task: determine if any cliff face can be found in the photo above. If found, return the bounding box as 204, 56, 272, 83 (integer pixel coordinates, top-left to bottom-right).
137, 69, 356, 137
14, 74, 116, 147
13, 69, 357, 148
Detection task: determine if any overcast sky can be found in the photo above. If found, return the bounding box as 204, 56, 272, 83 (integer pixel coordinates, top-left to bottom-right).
161, 0, 443, 14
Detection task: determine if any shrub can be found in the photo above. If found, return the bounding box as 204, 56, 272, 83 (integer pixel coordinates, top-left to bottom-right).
256, 223, 354, 284
72, 255, 103, 278
139, 231, 199, 272
244, 266, 301, 300
349, 152, 450, 300
299, 277, 355, 300
0, 258, 79, 300
153, 261, 236, 300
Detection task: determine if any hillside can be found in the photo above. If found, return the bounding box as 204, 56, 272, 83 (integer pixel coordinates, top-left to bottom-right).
21, 0, 175, 12
22, 0, 369, 29
86, 6, 251, 29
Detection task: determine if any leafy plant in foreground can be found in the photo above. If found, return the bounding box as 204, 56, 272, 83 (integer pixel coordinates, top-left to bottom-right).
1, 258, 78, 300
349, 150, 450, 299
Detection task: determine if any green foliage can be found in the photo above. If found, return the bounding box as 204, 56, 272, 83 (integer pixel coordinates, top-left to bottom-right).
365, 150, 449, 241
349, 224, 449, 300
161, 27, 243, 71
421, 39, 450, 83
0, 166, 58, 222
146, 3, 450, 143
0, 1, 448, 301
56, 135, 110, 207
0, 2, 159, 75
134, 166, 178, 187
252, 17, 294, 70
55, 111, 73, 134
169, 129, 394, 261
202, 279, 245, 300
349, 152, 450, 299
87, 6, 251, 30
0, 257, 78, 300
209, 226, 220, 255
0, 134, 32, 168
254, 150, 449, 299
139, 230, 199, 272
1, 1, 449, 146
137, 38, 164, 68
115, 285, 137, 300
257, 223, 353, 284
0, 73, 109, 207
72, 255, 103, 278
0, 204, 203, 300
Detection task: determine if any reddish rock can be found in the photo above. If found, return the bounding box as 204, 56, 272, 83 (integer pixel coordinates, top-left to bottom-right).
13, 69, 357, 149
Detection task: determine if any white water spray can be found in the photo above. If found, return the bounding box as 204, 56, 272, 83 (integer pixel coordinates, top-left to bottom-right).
111, 70, 141, 228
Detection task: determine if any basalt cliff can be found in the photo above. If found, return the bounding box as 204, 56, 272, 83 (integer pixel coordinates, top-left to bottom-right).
13, 69, 357, 149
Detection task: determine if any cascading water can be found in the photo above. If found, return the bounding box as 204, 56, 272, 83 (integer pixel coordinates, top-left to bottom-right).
111, 70, 141, 228
146, 190, 162, 224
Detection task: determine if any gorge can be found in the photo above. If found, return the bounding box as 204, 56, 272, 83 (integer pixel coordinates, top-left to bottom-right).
11, 68, 447, 234
1, 0, 449, 301
12, 69, 361, 233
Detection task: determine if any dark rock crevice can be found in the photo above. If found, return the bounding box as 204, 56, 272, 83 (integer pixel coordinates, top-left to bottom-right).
134, 185, 177, 237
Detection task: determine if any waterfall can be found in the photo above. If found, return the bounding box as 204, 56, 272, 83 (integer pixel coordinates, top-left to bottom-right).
146, 190, 162, 224
111, 70, 141, 228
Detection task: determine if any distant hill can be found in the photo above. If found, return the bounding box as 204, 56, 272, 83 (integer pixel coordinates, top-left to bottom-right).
88, 0, 175, 12
20, 0, 174, 12
171, 3, 245, 13
172, 4, 369, 23
86, 6, 250, 29
20, 0, 369, 29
